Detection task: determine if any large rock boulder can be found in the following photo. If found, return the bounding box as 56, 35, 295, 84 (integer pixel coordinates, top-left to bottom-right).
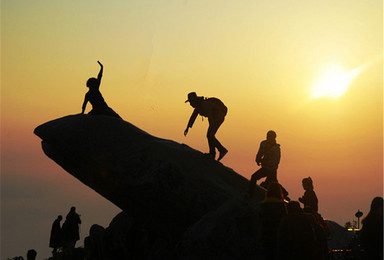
34, 114, 265, 259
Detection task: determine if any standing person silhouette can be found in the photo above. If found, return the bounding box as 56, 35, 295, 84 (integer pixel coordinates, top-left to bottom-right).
259, 182, 287, 260
248, 130, 288, 198
26, 249, 37, 260
184, 92, 228, 161
81, 61, 121, 118
61, 207, 82, 250
49, 215, 63, 253
299, 177, 318, 214
360, 197, 383, 260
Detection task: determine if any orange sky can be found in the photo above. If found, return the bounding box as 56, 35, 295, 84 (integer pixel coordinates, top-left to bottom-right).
1, 0, 383, 258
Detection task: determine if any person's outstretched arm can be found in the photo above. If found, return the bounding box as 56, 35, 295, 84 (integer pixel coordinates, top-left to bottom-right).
81, 94, 88, 114
96, 61, 103, 88
184, 109, 198, 136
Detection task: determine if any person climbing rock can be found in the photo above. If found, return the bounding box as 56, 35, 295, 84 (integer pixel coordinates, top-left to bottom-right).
249, 130, 288, 199
184, 92, 228, 161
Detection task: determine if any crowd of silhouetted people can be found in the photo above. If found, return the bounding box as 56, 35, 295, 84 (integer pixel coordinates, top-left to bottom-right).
11, 194, 381, 260
246, 129, 382, 260
47, 207, 82, 259
10, 249, 37, 260
9, 207, 83, 260
11, 62, 381, 259
258, 181, 383, 260
258, 180, 329, 260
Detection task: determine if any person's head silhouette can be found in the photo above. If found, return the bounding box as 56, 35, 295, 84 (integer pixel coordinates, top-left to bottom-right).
185, 92, 203, 108
266, 182, 284, 201
86, 77, 98, 88
27, 249, 37, 260
302, 177, 314, 191
266, 130, 276, 141
369, 196, 383, 214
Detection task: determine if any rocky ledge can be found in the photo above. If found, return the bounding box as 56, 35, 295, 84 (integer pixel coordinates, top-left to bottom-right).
35, 114, 265, 259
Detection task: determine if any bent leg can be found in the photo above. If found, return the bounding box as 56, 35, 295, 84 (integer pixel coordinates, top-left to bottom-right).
207, 126, 217, 157
207, 116, 226, 156
207, 121, 220, 157
249, 168, 269, 197
264, 169, 278, 186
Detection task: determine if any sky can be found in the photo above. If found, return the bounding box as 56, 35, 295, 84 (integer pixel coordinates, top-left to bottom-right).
1, 0, 383, 259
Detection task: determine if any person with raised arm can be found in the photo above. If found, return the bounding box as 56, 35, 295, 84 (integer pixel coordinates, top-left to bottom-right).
81, 61, 121, 118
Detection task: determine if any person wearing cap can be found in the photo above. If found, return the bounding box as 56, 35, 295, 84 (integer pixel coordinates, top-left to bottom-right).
184, 92, 228, 161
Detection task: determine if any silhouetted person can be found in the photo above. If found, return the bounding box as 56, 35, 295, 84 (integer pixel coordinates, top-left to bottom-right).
81, 61, 121, 118
49, 215, 63, 252
277, 201, 322, 260
84, 224, 106, 260
299, 180, 329, 260
184, 92, 228, 160
259, 182, 287, 260
299, 177, 318, 213
299, 177, 329, 244
62, 207, 82, 249
26, 249, 37, 260
359, 196, 383, 260
249, 131, 288, 199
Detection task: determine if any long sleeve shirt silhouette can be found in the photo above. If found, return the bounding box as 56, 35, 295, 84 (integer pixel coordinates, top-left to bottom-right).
49, 218, 62, 248
299, 190, 318, 213
187, 98, 227, 128
256, 140, 281, 170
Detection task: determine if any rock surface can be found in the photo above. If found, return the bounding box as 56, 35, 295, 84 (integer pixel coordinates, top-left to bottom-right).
35, 114, 265, 259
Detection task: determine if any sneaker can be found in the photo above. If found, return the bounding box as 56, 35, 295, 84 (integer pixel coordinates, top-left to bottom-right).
217, 148, 228, 161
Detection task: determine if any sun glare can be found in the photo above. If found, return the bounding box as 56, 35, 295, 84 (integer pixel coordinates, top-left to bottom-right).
311, 65, 363, 99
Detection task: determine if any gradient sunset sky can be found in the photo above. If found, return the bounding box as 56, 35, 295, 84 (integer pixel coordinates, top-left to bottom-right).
1, 0, 383, 258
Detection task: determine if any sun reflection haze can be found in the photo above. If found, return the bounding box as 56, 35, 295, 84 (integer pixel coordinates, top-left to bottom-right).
311, 64, 364, 99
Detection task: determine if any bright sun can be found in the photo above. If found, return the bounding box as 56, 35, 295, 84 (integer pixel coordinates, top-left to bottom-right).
311, 65, 363, 99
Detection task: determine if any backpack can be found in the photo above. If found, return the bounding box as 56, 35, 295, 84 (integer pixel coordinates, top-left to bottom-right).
206, 97, 228, 116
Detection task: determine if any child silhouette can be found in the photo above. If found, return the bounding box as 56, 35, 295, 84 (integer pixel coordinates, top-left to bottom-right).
299, 177, 318, 213
81, 61, 121, 118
